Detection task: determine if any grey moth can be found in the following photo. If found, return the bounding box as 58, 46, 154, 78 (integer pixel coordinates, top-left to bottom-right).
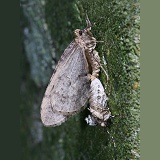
40, 16, 101, 127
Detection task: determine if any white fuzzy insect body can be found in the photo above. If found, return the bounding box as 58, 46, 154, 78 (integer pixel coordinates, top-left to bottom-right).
86, 78, 111, 127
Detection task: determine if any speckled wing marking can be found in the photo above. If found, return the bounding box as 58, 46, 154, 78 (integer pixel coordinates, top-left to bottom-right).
41, 41, 90, 126
41, 95, 67, 127
51, 44, 90, 115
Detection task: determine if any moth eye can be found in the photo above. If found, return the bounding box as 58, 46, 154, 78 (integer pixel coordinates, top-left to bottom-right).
79, 30, 83, 36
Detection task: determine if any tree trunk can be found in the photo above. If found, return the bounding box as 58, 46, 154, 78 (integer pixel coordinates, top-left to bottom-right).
20, 0, 140, 159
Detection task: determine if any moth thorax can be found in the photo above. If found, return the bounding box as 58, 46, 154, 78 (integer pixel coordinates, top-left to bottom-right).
80, 33, 96, 50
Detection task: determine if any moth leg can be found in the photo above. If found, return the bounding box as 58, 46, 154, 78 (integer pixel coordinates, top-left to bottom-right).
90, 50, 109, 83
100, 65, 109, 83
86, 73, 92, 80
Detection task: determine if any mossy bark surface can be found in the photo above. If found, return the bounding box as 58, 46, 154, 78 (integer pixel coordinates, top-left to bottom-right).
20, 0, 140, 159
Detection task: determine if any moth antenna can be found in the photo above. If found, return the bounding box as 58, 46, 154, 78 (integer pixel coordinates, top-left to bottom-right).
96, 40, 104, 43
85, 13, 92, 30
100, 65, 109, 83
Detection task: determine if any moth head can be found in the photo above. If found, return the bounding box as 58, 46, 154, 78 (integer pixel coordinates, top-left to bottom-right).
74, 29, 83, 37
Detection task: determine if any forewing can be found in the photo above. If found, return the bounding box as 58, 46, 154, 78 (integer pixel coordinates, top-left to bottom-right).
51, 46, 90, 115
41, 95, 67, 127
41, 41, 90, 119
41, 41, 78, 126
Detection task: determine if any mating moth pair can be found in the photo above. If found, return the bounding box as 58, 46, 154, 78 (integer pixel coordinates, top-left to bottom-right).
40, 16, 111, 127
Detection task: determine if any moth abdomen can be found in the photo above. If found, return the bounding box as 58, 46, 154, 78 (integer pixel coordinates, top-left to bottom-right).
86, 78, 111, 127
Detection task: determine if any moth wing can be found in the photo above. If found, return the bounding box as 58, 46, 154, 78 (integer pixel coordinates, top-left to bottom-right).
41, 95, 67, 127
41, 41, 90, 118
51, 43, 90, 115
41, 41, 76, 126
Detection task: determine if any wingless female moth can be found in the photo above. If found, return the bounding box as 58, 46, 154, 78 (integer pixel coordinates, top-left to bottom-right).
85, 77, 111, 127
40, 15, 111, 127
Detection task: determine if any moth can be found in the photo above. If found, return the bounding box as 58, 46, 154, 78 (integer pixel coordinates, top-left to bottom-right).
85, 78, 111, 127
41, 16, 101, 127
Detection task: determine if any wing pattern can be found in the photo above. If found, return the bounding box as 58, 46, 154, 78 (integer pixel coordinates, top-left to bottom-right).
41, 41, 90, 126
